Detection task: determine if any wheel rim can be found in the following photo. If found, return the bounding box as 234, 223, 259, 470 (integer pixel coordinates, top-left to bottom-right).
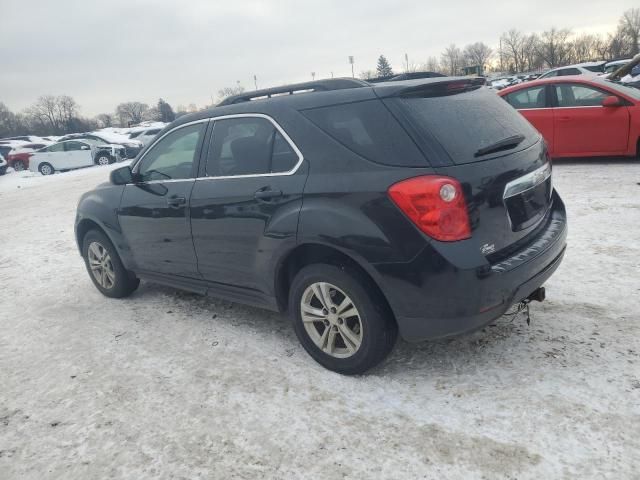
301, 282, 363, 358
40, 164, 52, 175
14, 161, 24, 171
87, 241, 116, 289
97, 156, 110, 165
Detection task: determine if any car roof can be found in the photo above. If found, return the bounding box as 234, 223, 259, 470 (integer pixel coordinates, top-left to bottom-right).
170, 76, 485, 128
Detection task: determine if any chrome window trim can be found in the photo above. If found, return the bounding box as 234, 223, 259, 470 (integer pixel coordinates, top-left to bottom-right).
197, 113, 304, 181
129, 114, 304, 184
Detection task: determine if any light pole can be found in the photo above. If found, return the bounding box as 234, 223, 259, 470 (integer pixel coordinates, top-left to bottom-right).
311, 72, 316, 81
349, 56, 355, 78
405, 53, 409, 72
254, 75, 258, 90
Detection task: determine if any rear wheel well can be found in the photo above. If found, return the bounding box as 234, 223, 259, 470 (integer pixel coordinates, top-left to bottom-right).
275, 244, 395, 320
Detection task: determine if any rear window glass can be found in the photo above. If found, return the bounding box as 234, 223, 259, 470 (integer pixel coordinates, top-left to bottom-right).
395, 87, 539, 164
301, 99, 427, 167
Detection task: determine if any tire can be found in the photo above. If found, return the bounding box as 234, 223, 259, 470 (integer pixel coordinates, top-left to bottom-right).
12, 160, 25, 171
38, 162, 54, 175
82, 229, 139, 298
289, 264, 397, 375
0, 166, 6, 176
95, 154, 113, 166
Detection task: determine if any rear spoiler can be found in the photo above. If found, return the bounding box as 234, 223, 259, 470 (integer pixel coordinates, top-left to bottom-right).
398, 77, 487, 98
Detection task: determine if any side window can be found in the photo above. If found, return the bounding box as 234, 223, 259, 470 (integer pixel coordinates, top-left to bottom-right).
505, 86, 547, 109
555, 84, 609, 107
47, 143, 65, 153
544, 70, 558, 78
301, 99, 427, 167
137, 123, 204, 182
65, 141, 88, 151
205, 117, 298, 177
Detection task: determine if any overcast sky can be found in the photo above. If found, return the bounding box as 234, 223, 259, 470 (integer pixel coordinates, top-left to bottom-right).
0, 0, 636, 116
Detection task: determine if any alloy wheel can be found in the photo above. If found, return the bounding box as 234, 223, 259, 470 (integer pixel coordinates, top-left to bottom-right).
87, 241, 116, 289
300, 282, 363, 358
13, 160, 25, 171
97, 156, 110, 166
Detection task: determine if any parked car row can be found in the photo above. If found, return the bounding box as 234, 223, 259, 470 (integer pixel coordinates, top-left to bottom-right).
28, 140, 127, 175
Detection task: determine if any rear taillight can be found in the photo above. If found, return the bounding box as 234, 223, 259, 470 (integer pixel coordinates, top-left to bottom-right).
388, 176, 471, 242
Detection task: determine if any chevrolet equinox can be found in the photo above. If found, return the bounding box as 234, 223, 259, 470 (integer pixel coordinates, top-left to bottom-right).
75, 77, 567, 374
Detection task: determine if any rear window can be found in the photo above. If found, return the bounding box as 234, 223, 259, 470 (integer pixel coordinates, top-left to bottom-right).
394, 87, 539, 164
301, 99, 427, 167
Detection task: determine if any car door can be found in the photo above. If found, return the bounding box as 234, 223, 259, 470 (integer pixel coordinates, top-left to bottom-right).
190, 115, 307, 299
63, 141, 94, 168
552, 82, 630, 155
32, 142, 64, 169
504, 85, 554, 152
117, 121, 207, 277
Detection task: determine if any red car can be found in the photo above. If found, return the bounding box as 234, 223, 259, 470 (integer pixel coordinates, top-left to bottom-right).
498, 76, 640, 158
6, 143, 48, 171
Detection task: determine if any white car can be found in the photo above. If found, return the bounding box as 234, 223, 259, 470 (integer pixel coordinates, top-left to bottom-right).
538, 61, 606, 79
128, 126, 163, 146
29, 140, 125, 175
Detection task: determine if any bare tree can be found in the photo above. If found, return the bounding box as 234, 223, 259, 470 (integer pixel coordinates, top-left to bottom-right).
500, 30, 528, 73
620, 8, 640, 55
440, 44, 462, 75
217, 83, 246, 104
95, 113, 113, 128
463, 42, 493, 73
24, 95, 79, 134
359, 70, 377, 80
424, 56, 440, 72
115, 102, 149, 126
537, 28, 573, 68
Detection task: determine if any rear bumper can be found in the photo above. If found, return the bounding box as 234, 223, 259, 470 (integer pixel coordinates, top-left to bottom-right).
374, 191, 567, 342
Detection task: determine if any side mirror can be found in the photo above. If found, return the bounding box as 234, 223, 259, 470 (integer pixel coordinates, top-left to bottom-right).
110, 165, 134, 185
80, 145, 90, 150
602, 95, 623, 107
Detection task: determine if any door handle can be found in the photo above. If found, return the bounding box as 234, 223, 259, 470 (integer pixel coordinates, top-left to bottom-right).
167, 195, 186, 207
254, 188, 283, 201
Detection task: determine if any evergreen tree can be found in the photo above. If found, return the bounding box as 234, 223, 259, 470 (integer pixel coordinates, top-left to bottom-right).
157, 98, 175, 122
376, 55, 394, 77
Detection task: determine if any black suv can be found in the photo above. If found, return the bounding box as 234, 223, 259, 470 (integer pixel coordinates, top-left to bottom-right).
75, 77, 567, 374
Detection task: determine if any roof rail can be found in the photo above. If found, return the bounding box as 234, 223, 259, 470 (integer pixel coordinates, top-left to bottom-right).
217, 78, 370, 106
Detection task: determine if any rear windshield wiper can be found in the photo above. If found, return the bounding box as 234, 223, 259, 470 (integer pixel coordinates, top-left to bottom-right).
474, 134, 525, 158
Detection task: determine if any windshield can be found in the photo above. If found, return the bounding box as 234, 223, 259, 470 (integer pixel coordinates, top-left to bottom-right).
603, 80, 640, 100
394, 87, 540, 164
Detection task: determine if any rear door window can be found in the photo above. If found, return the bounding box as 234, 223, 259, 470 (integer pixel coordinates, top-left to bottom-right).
505, 86, 548, 109
394, 87, 540, 164
205, 117, 300, 177
300, 99, 427, 167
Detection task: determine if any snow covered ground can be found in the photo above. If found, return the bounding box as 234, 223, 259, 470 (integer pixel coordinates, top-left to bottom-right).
0, 161, 638, 479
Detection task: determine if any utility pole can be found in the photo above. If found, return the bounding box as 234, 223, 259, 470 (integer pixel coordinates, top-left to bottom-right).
349, 56, 355, 78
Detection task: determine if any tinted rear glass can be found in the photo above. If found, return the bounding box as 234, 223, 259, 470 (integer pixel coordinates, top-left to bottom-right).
301, 99, 427, 167
394, 87, 540, 164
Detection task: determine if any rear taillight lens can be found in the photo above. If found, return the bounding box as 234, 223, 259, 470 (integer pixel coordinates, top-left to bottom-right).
388, 176, 471, 242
